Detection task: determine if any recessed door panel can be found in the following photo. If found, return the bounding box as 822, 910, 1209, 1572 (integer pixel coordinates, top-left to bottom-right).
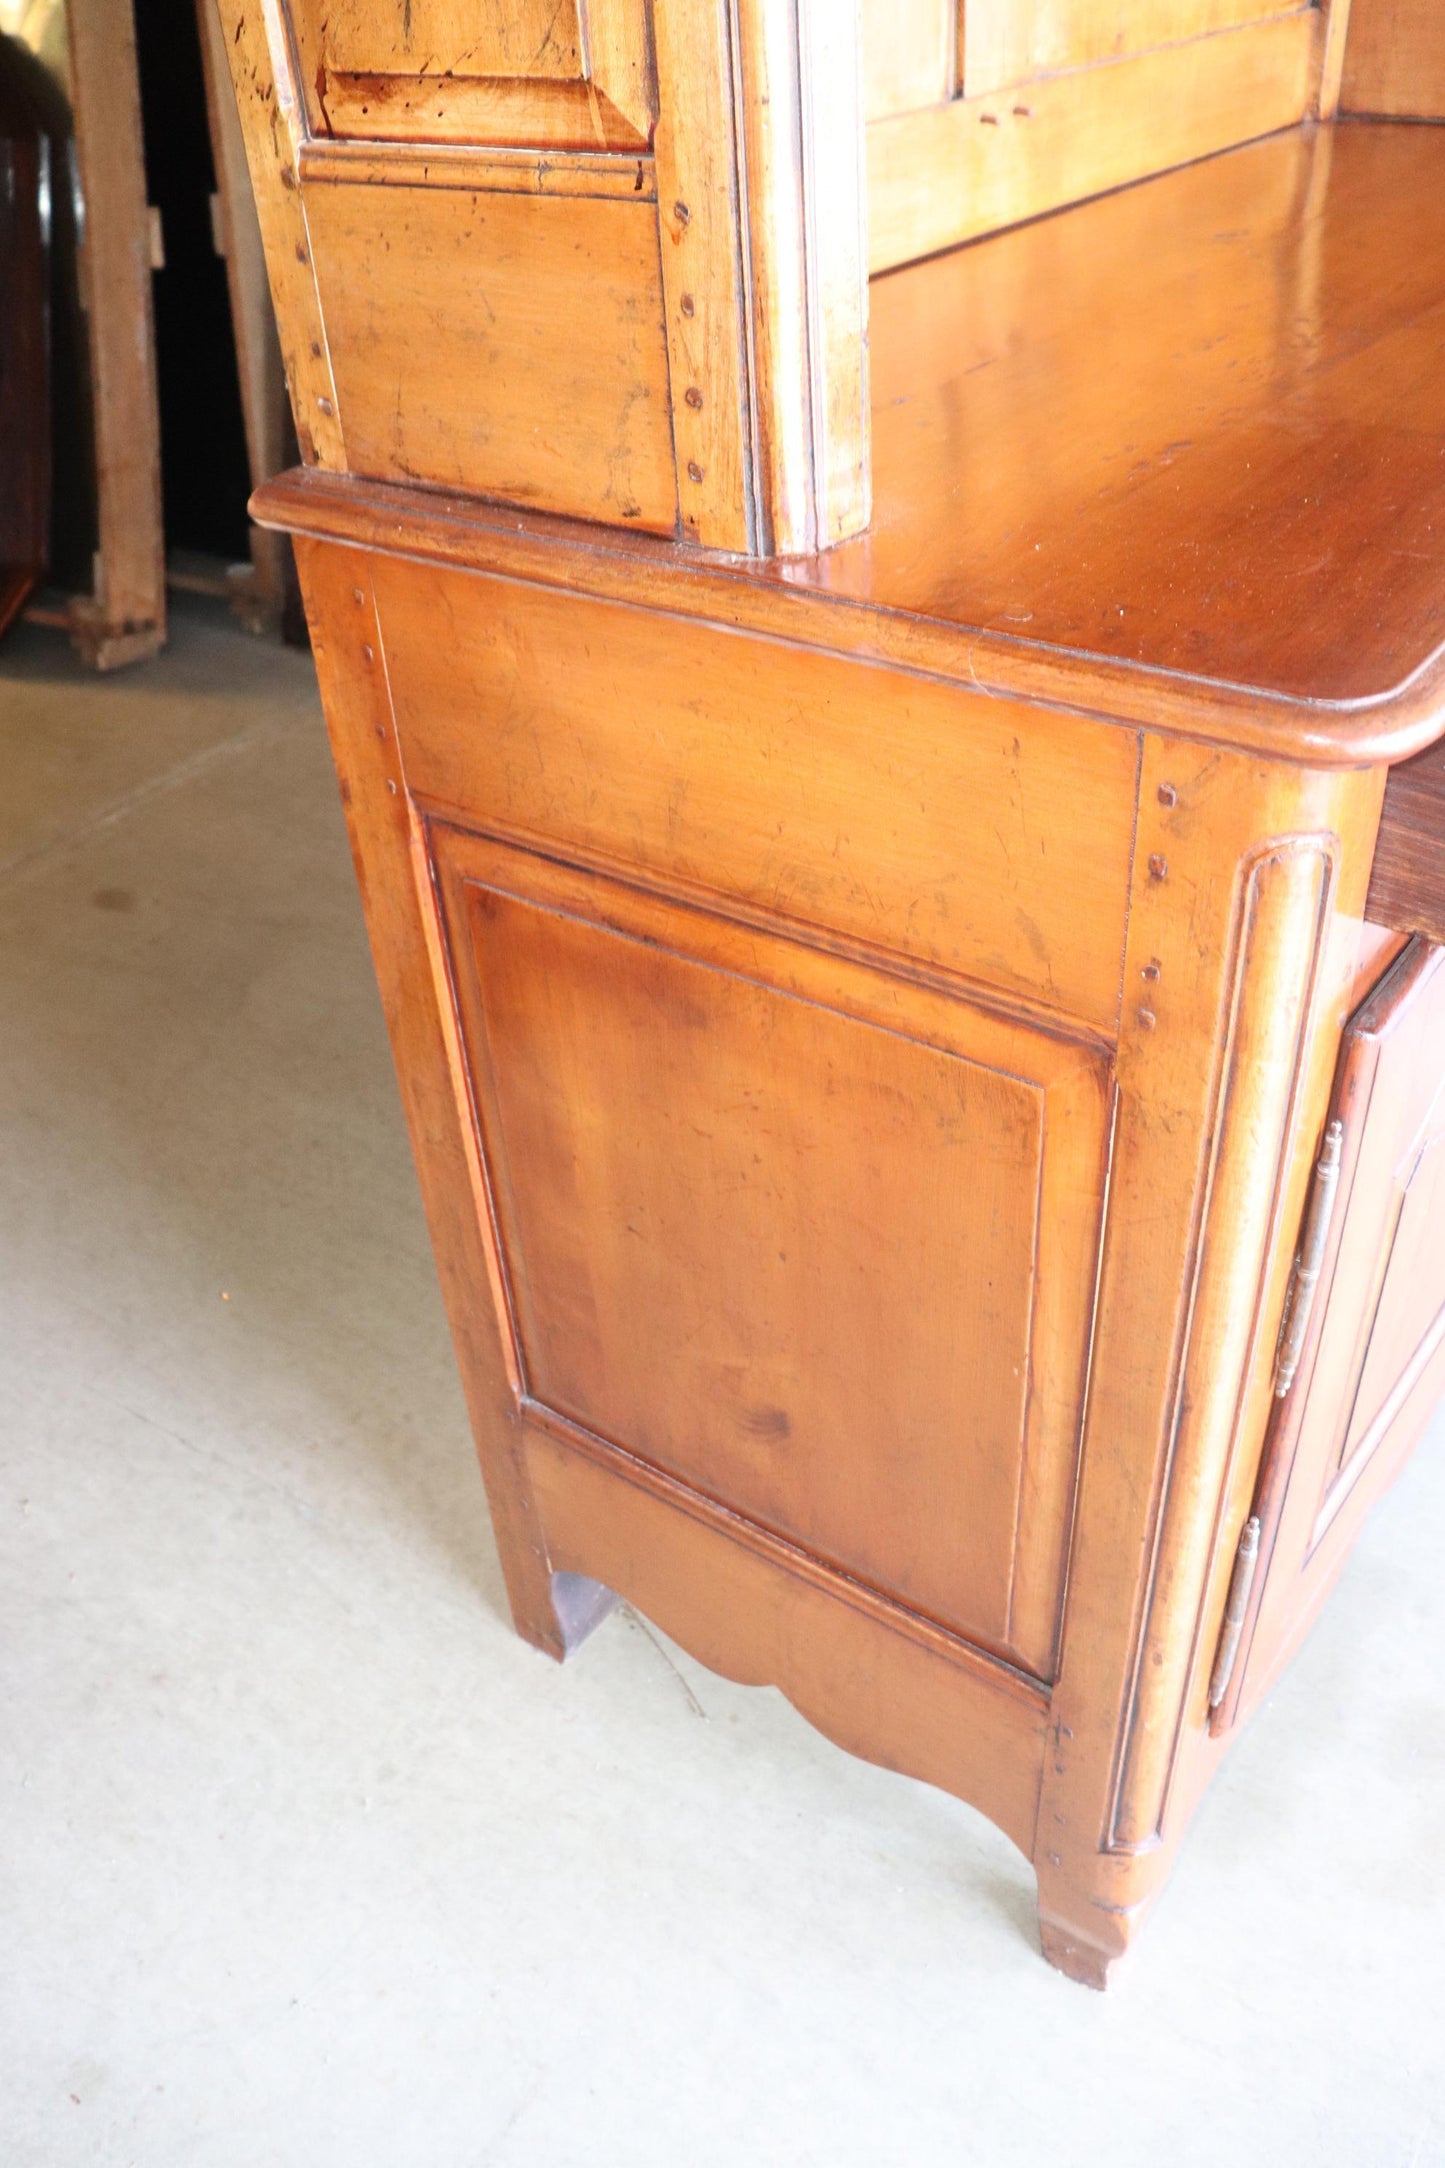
432, 825, 1112, 1681
1236, 939, 1445, 1719
285, 0, 655, 147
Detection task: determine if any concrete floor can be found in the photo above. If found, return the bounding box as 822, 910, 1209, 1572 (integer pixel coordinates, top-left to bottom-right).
1, 596, 1442, 2168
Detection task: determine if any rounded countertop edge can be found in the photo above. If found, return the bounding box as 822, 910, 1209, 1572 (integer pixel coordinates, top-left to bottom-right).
252, 469, 1445, 772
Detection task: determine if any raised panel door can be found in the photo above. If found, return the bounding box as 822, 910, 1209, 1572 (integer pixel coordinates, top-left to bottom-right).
430, 823, 1113, 1683
1232, 938, 1445, 1720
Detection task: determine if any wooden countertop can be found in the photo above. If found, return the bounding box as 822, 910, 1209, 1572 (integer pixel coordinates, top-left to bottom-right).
259, 119, 1445, 766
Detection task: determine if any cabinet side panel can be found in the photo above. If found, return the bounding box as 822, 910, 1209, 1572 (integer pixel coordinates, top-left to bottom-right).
431, 830, 1112, 1679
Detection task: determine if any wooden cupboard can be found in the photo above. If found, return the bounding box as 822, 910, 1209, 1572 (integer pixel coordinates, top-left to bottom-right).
218, 0, 1445, 1983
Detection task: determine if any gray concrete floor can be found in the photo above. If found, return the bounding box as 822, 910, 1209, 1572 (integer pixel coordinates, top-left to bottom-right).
1, 595, 1442, 2168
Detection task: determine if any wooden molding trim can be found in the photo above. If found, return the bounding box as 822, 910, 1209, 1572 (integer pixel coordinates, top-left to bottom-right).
253, 466, 1445, 768
298, 139, 657, 199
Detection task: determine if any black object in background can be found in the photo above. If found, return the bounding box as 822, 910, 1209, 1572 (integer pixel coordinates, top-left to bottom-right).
134, 0, 252, 565
0, 34, 52, 636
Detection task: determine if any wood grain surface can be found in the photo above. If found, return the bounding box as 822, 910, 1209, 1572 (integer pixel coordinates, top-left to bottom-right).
1341, 0, 1445, 117
259, 122, 1445, 764
1367, 739, 1445, 944
303, 179, 677, 530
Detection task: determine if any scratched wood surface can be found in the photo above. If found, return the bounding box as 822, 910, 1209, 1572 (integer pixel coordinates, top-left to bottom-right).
304, 178, 678, 530
831, 122, 1445, 710
231, 1, 1445, 1992
259, 118, 1445, 765
286, 0, 657, 146
433, 825, 1112, 1680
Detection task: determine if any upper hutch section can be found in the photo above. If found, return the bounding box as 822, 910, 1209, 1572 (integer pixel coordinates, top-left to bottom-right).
219, 0, 1441, 558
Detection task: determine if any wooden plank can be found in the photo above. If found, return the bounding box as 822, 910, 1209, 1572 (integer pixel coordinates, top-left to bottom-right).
651, 0, 758, 551
1315, 0, 1357, 117
65, 0, 165, 665
652, 0, 870, 555
524, 1414, 1049, 1857
963, 0, 1308, 97
303, 179, 677, 529
196, 0, 295, 631
732, 0, 871, 552
0, 83, 48, 623
319, 0, 588, 79
314, 74, 652, 149
860, 0, 957, 120
1367, 740, 1445, 945
867, 11, 1319, 272
1340, 0, 1445, 117
214, 0, 346, 469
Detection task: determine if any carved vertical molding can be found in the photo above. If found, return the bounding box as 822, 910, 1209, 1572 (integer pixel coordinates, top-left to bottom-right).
654, 0, 870, 555
1035, 739, 1382, 1983
1108, 834, 1335, 1850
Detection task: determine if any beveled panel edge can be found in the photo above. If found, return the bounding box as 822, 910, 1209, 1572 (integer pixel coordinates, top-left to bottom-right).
314, 75, 651, 152
415, 794, 1121, 1061
252, 468, 1445, 767
524, 1397, 1053, 1711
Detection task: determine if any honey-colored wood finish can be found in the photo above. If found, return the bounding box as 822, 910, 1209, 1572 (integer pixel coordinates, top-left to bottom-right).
214, 0, 344, 469
1340, 0, 1445, 118
303, 177, 677, 529
287, 0, 656, 148
868, 9, 1320, 272
218, 0, 869, 555
963, 0, 1307, 97
222, 0, 1445, 1986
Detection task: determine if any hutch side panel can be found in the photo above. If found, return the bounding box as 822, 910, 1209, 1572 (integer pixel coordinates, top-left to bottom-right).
301, 175, 678, 531
1340, 0, 1445, 118
962, 0, 1307, 97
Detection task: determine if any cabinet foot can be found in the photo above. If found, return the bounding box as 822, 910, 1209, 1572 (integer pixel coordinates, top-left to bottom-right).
1037, 1909, 1124, 1990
